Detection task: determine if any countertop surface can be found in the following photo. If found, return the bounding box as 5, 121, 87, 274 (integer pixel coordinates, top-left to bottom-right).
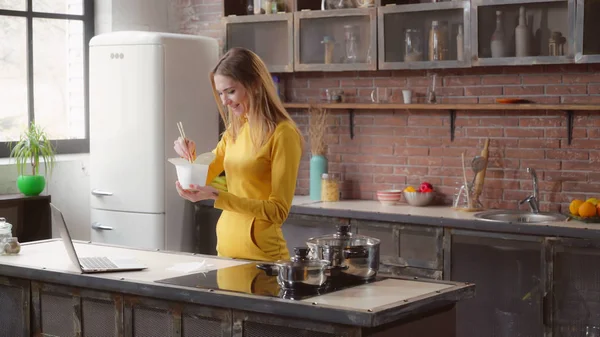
0, 239, 474, 327
285, 195, 600, 239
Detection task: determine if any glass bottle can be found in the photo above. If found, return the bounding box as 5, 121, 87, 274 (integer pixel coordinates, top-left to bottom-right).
344, 25, 358, 63
491, 10, 506, 58
428, 21, 441, 61
404, 28, 423, 62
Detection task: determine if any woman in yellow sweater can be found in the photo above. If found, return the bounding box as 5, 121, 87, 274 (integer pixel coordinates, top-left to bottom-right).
175, 47, 303, 262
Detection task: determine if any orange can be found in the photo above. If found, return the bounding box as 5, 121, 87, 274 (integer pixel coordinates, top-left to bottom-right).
570, 199, 585, 216
578, 202, 597, 218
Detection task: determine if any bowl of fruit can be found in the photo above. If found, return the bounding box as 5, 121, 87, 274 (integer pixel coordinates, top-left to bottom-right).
403, 182, 435, 207
568, 197, 600, 223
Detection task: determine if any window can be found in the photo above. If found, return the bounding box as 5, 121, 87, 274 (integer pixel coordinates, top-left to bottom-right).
0, 0, 94, 157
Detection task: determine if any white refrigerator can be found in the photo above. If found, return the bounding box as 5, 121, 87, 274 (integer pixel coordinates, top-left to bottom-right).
88, 31, 219, 252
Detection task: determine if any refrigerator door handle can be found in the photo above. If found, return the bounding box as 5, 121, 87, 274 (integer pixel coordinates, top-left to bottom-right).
91, 189, 113, 196
91, 222, 114, 230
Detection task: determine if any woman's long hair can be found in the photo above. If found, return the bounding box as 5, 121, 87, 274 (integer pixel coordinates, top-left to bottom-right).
210, 47, 303, 151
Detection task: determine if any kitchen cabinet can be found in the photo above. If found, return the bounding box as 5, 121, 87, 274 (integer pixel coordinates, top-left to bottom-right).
449, 230, 545, 337
281, 213, 350, 253
27, 280, 233, 337
548, 238, 600, 337
222, 0, 600, 71
224, 14, 294, 73
575, 0, 600, 63
353, 219, 444, 280
194, 204, 220, 255
0, 194, 51, 243
377, 1, 472, 70
471, 0, 574, 66
294, 8, 377, 72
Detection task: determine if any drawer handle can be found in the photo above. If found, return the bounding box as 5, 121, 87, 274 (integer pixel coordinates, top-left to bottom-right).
91, 189, 113, 196
92, 222, 113, 230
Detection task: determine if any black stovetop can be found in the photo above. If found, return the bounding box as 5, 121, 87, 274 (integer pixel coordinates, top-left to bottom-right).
155, 262, 384, 301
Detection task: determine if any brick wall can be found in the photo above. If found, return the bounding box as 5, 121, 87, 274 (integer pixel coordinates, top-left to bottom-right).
173, 0, 600, 212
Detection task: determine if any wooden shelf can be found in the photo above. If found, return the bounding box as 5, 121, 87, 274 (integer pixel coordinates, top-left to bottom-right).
283, 102, 600, 111
284, 102, 598, 144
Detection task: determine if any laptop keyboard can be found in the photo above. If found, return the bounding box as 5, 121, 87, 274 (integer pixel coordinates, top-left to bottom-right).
80, 256, 119, 270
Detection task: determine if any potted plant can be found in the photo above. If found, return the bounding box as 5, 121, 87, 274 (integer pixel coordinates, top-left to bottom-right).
9, 122, 56, 196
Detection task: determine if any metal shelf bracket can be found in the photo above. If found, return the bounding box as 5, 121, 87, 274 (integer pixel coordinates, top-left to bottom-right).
450, 109, 456, 142
349, 109, 355, 140
566, 110, 574, 146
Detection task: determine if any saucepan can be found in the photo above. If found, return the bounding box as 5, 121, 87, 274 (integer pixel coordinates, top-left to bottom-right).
306, 224, 380, 280
256, 247, 331, 288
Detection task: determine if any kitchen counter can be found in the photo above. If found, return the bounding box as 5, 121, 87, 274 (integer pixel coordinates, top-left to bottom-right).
0, 239, 474, 336
282, 196, 600, 239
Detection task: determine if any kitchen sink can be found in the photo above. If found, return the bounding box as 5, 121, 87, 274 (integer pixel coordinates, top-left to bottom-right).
474, 209, 568, 224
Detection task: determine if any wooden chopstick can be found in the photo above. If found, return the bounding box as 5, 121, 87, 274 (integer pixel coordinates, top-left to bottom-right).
177, 121, 186, 139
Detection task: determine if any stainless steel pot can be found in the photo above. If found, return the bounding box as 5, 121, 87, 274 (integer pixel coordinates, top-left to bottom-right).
256, 247, 330, 288
306, 224, 380, 280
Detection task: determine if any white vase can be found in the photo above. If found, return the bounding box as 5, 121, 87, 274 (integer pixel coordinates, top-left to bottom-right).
490, 11, 506, 58
515, 6, 530, 57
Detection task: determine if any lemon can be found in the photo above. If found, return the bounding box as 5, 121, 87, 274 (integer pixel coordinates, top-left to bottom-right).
579, 202, 597, 218
586, 197, 599, 206
404, 186, 416, 192
570, 199, 585, 216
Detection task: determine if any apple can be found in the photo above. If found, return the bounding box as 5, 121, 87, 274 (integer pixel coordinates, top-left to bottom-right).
421, 187, 433, 193
419, 182, 433, 192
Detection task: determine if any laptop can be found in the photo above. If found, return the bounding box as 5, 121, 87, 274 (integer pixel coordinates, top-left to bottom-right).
50, 203, 147, 273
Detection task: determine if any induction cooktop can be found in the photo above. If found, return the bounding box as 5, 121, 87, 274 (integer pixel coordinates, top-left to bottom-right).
155, 262, 385, 301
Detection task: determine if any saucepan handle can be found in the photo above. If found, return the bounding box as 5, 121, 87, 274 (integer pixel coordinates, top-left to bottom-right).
256, 263, 279, 277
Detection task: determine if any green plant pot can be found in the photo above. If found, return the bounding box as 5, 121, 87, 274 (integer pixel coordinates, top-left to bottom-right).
17, 175, 46, 196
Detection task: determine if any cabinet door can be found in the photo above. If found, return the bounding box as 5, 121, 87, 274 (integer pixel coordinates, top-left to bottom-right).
0, 277, 30, 337
549, 238, 600, 337
353, 219, 443, 280
125, 296, 232, 337
232, 310, 359, 337
450, 231, 544, 337
31, 282, 123, 337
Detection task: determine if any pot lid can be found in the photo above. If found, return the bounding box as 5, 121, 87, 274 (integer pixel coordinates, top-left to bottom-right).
275, 247, 329, 268
306, 225, 380, 246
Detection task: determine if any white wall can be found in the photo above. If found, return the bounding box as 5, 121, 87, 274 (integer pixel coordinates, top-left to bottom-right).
0, 0, 181, 241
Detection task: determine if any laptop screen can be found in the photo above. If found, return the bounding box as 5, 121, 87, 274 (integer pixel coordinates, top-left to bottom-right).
50, 203, 84, 273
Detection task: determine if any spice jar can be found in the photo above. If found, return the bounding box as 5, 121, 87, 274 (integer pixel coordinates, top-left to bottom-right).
321, 173, 341, 202
3, 237, 20, 255
321, 36, 336, 64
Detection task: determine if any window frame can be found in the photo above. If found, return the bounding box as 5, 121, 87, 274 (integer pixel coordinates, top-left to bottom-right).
0, 0, 95, 158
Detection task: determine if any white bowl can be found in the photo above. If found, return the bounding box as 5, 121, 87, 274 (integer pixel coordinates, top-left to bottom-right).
376, 190, 402, 205
403, 191, 435, 207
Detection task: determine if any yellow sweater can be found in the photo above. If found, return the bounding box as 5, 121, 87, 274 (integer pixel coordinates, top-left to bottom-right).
205, 120, 302, 262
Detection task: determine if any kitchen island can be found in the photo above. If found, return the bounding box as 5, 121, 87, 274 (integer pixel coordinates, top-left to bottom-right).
0, 239, 474, 337
195, 196, 600, 336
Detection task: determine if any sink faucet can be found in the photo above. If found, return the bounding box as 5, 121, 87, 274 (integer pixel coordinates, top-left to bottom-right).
519, 167, 540, 213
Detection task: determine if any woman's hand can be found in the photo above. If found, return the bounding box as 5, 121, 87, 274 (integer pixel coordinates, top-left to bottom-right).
175, 181, 219, 202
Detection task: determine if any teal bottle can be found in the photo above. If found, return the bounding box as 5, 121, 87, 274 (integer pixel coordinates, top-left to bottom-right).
309, 155, 328, 201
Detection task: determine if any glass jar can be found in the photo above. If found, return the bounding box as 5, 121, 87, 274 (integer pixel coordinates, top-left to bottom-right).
3, 237, 20, 255
0, 218, 12, 244
321, 173, 341, 202
404, 28, 423, 62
